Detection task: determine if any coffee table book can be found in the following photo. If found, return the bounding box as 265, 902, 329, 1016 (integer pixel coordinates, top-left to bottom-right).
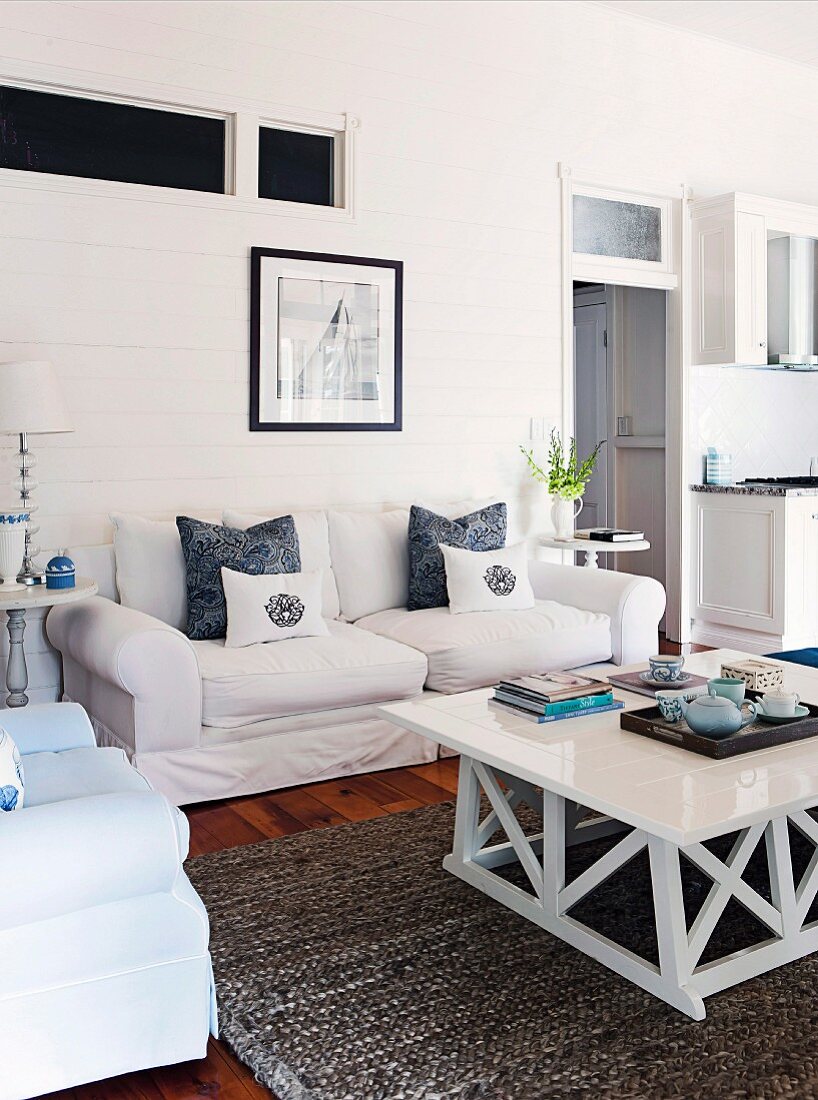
621, 694, 818, 758
490, 697, 624, 724
608, 668, 709, 699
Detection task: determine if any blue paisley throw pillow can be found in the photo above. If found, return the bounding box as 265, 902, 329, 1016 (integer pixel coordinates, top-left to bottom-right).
407, 503, 507, 610
176, 515, 300, 640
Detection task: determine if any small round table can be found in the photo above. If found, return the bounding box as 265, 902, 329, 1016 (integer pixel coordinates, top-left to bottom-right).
539, 536, 651, 569
0, 577, 98, 708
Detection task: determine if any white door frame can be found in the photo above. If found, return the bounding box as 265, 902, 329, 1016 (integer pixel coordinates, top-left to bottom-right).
559, 164, 690, 642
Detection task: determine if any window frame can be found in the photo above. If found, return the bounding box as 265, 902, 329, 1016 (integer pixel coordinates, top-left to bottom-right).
570, 181, 674, 285
0, 64, 357, 220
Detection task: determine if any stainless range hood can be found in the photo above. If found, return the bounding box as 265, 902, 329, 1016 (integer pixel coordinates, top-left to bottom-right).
767, 235, 818, 367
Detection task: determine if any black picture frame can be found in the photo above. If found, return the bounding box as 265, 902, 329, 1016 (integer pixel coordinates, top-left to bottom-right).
250, 246, 403, 432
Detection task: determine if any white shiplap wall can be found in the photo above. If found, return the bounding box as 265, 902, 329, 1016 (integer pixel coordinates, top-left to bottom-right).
4, 0, 818, 698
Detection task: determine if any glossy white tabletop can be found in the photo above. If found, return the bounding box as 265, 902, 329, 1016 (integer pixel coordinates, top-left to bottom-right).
0, 576, 98, 611
380, 650, 818, 846
539, 537, 650, 553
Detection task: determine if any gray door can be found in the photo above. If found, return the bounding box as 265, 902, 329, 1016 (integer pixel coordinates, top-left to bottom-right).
573, 301, 609, 532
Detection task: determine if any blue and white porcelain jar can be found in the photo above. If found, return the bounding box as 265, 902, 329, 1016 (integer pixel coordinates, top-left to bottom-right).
0, 728, 25, 811
46, 549, 76, 590
0, 509, 30, 591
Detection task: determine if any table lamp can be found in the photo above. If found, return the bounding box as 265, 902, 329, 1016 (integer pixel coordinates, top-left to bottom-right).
0, 361, 73, 585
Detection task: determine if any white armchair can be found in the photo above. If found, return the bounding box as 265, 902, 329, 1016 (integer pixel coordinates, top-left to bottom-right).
0, 702, 215, 1100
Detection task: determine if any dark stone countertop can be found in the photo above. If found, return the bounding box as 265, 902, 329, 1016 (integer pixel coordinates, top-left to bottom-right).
690, 483, 818, 497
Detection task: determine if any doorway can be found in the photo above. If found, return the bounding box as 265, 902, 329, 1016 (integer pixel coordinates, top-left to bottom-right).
573, 281, 668, 616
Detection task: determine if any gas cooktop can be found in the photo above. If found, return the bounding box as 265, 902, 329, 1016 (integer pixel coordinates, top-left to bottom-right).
741, 477, 818, 488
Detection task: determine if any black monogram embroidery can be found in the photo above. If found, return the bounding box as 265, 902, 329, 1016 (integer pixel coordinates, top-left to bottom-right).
265, 593, 305, 628
484, 564, 516, 596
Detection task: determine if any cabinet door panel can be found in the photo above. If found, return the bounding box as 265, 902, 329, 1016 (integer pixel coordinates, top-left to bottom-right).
735, 211, 767, 366
692, 213, 735, 365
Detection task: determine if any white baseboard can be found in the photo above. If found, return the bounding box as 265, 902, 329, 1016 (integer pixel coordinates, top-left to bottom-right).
690, 622, 783, 654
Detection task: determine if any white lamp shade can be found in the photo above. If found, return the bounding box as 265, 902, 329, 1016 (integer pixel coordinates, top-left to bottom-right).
0, 361, 73, 434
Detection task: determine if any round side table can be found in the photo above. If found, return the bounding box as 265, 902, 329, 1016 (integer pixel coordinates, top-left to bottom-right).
539, 536, 651, 569
0, 577, 98, 708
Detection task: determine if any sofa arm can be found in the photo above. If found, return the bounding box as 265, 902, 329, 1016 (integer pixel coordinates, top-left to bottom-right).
47, 596, 202, 754
527, 560, 666, 666
0, 792, 187, 930
0, 702, 95, 755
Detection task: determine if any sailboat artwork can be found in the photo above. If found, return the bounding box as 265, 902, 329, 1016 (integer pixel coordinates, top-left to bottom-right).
251, 247, 403, 432
281, 280, 380, 404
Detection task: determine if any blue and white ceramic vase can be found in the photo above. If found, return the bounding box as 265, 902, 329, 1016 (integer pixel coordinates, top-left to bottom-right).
46, 549, 76, 590
0, 510, 30, 591
0, 728, 25, 811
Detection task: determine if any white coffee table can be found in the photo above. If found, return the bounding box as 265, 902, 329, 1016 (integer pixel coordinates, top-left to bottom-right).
380, 650, 818, 1020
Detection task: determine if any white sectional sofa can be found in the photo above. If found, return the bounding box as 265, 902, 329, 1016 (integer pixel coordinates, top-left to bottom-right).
47, 506, 665, 806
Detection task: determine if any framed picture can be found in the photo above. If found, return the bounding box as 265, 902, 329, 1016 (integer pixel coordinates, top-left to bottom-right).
250, 247, 403, 431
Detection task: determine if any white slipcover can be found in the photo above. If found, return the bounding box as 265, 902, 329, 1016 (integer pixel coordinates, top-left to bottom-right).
355, 600, 612, 694
1, 703, 213, 1099
194, 619, 428, 728
327, 508, 410, 621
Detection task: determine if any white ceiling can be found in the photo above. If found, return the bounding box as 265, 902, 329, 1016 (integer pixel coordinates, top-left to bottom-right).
597, 1, 818, 70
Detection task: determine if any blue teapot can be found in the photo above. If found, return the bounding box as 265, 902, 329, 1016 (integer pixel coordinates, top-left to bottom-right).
679, 693, 758, 738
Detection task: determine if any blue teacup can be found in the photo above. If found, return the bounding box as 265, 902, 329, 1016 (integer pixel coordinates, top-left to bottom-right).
649, 655, 685, 683
657, 687, 705, 724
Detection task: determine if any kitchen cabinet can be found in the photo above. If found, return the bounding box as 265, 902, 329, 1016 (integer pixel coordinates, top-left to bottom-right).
691, 194, 767, 366
691, 487, 818, 652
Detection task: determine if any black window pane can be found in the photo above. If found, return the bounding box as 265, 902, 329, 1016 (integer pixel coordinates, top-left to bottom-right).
0, 85, 225, 193
258, 127, 334, 206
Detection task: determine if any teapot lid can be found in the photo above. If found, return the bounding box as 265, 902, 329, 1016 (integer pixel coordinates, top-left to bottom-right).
696, 695, 734, 708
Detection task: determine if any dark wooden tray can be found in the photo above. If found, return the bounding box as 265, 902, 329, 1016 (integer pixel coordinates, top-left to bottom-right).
620, 690, 818, 759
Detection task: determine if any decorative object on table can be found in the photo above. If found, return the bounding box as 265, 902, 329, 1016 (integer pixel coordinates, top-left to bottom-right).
706, 677, 746, 705
656, 687, 708, 724
720, 658, 785, 691
406, 502, 507, 611
574, 528, 644, 542
648, 654, 685, 682
440, 542, 534, 614
175, 515, 301, 641
521, 429, 604, 540
607, 668, 709, 699
0, 728, 24, 811
754, 688, 801, 719
490, 670, 622, 724
621, 693, 818, 758
45, 549, 76, 590
0, 509, 30, 590
678, 694, 758, 738
221, 567, 329, 648
705, 446, 733, 486
640, 669, 692, 687
250, 247, 403, 432
0, 360, 73, 585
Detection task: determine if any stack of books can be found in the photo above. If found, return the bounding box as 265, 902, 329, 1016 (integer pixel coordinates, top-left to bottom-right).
489, 672, 624, 724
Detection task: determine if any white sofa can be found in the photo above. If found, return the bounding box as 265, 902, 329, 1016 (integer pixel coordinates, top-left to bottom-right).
0, 702, 215, 1099
47, 507, 665, 806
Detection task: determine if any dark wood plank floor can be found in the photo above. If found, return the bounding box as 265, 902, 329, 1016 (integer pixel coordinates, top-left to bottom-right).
47, 634, 703, 1099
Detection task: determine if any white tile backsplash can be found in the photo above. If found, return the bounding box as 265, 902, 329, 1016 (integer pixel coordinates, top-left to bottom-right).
690, 366, 818, 482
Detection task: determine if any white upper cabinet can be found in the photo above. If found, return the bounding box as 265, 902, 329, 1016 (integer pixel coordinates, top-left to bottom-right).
690, 194, 767, 366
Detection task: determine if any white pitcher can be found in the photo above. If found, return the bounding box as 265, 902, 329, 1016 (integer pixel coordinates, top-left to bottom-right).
550, 495, 583, 540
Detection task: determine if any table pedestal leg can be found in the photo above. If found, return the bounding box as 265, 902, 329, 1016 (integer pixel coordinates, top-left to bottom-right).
582, 548, 599, 568
5, 608, 28, 708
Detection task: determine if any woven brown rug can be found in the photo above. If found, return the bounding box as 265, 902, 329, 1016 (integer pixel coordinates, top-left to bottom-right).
186, 802, 818, 1100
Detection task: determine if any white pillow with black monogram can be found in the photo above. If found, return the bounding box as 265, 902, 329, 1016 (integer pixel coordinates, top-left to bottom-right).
440, 542, 535, 614
221, 568, 330, 648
